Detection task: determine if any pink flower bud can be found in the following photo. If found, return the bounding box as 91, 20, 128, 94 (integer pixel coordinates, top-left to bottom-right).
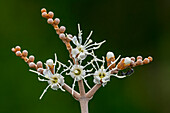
131, 57, 135, 62
29, 62, 35, 68
22, 50, 28, 57
136, 59, 143, 65
37, 68, 44, 74
42, 12, 47, 17
143, 58, 150, 64
60, 26, 66, 33
47, 18, 53, 24
148, 56, 153, 62
15, 46, 21, 51
16, 51, 22, 56
11, 48, 15, 52
41, 8, 46, 13
29, 55, 35, 62
59, 33, 65, 39
37, 61, 43, 68
137, 56, 142, 60
54, 18, 60, 25
48, 11, 54, 18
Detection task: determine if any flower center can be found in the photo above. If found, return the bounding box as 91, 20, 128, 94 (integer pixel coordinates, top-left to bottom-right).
99, 73, 106, 78
74, 69, 81, 76
78, 48, 84, 52
52, 77, 58, 83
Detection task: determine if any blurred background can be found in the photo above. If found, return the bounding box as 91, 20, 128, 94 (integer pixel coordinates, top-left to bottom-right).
0, 0, 170, 113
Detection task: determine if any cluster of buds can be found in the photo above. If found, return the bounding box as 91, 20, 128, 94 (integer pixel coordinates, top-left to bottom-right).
106, 52, 153, 77
11, 46, 44, 74
41, 8, 70, 41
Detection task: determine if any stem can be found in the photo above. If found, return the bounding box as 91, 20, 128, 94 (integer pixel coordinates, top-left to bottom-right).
62, 83, 80, 100
79, 98, 89, 113
86, 84, 101, 98
78, 80, 86, 96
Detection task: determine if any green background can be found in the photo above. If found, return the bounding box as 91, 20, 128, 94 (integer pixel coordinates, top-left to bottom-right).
0, 0, 170, 113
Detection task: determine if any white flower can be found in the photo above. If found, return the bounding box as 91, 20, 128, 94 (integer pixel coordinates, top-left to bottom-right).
70, 65, 86, 81
29, 53, 71, 99
93, 65, 111, 87
69, 24, 106, 61
67, 60, 94, 94
91, 52, 126, 86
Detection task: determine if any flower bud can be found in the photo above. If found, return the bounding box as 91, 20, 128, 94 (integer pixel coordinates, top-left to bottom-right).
16, 51, 22, 56
47, 18, 53, 24
15, 46, 21, 51
22, 50, 28, 57
29, 55, 35, 62
137, 56, 142, 60
117, 57, 131, 70
29, 62, 36, 68
42, 12, 47, 18
41, 8, 47, 13
37, 68, 44, 74
37, 61, 43, 68
136, 59, 143, 65
143, 58, 150, 64
46, 59, 53, 66
148, 56, 153, 62
130, 60, 135, 67
59, 33, 65, 39
124, 57, 131, 65
11, 48, 16, 52
60, 26, 66, 33
106, 51, 114, 60
48, 11, 54, 18
131, 57, 135, 62
54, 18, 60, 25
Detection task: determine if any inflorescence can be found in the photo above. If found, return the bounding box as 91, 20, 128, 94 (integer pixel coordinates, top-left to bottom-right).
11, 8, 153, 100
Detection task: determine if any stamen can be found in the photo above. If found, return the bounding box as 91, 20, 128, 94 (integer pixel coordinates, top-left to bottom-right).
91, 62, 97, 71
86, 68, 93, 72
84, 39, 93, 47
86, 40, 106, 50
72, 78, 77, 95
39, 84, 51, 100
102, 56, 105, 66
84, 73, 93, 78
111, 74, 126, 78
57, 83, 65, 92
78, 24, 82, 45
83, 79, 91, 89
84, 31, 93, 46
84, 59, 94, 68
38, 77, 49, 82
29, 69, 44, 77
106, 55, 121, 71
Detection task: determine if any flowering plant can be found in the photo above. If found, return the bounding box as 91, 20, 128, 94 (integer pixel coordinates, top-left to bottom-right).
11, 8, 153, 113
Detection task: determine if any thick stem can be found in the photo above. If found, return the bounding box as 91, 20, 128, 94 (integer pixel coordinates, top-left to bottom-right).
79, 98, 89, 113
78, 80, 86, 96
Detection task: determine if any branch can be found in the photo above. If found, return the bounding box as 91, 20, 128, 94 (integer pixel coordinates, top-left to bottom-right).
62, 83, 80, 100
85, 84, 101, 98
78, 80, 86, 96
